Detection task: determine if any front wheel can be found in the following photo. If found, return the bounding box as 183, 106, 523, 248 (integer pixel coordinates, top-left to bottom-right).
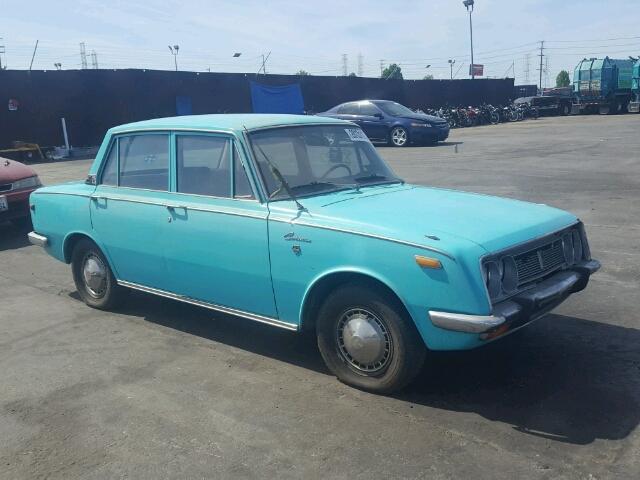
316, 283, 426, 393
71, 238, 127, 310
388, 126, 409, 147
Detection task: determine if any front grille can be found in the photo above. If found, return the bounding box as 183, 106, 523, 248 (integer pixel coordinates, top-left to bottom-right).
0, 183, 12, 192
514, 240, 565, 285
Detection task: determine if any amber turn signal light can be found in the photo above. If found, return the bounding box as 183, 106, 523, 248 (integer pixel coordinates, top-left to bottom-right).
414, 255, 442, 269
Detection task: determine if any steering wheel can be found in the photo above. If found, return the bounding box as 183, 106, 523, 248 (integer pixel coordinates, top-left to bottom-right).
321, 163, 352, 179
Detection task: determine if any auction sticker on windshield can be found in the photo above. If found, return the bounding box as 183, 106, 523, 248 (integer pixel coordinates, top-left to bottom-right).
345, 128, 369, 142
0, 195, 8, 212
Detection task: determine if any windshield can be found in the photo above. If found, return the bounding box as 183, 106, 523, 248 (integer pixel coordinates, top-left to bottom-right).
375, 101, 415, 117
249, 125, 402, 200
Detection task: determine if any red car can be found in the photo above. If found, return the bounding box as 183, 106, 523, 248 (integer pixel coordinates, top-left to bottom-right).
0, 158, 42, 228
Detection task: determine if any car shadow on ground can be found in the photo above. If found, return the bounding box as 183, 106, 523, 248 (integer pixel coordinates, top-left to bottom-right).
110, 291, 640, 446
0, 222, 30, 251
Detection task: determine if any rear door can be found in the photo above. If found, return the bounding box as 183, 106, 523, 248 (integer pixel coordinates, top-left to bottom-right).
90, 133, 172, 289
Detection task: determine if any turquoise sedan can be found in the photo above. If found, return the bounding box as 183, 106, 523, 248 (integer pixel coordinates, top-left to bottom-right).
28, 114, 600, 393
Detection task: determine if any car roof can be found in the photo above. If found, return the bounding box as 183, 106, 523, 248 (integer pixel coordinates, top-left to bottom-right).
109, 113, 349, 134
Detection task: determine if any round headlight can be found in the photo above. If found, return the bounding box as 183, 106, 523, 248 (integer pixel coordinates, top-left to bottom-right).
572, 230, 583, 263
501, 256, 518, 294
562, 233, 574, 264
484, 261, 502, 299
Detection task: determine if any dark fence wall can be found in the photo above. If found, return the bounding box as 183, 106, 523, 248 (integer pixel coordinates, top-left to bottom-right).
0, 69, 514, 148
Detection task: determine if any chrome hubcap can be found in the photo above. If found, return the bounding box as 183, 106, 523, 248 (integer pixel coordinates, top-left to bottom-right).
82, 254, 107, 298
337, 308, 392, 374
391, 128, 407, 146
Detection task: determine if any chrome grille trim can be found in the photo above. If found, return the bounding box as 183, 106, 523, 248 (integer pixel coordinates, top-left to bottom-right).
514, 239, 565, 285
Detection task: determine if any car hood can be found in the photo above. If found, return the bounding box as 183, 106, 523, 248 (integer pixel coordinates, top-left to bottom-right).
0, 158, 37, 183
274, 184, 577, 255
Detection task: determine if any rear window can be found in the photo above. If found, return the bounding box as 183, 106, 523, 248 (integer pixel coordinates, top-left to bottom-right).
117, 134, 170, 190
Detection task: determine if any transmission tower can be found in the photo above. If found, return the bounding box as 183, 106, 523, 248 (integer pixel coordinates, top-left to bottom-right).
79, 42, 88, 69
379, 59, 385, 77
523, 53, 531, 83
0, 38, 5, 70
357, 53, 363, 77
91, 50, 98, 69
544, 56, 550, 88
342, 54, 348, 76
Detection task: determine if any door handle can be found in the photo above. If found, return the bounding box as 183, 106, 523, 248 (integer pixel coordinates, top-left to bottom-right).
91, 196, 106, 201
166, 204, 187, 211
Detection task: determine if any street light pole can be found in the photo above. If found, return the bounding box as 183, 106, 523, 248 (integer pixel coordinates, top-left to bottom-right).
448, 59, 456, 80
168, 45, 179, 71
463, 0, 475, 79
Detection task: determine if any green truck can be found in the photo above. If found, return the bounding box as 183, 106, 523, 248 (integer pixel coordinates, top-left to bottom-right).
629, 59, 640, 113
573, 57, 635, 114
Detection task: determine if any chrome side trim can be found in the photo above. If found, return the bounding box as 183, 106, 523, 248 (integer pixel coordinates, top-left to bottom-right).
90, 195, 266, 220
117, 280, 298, 331
28, 231, 48, 247
429, 310, 507, 333
32, 191, 93, 198
269, 217, 455, 260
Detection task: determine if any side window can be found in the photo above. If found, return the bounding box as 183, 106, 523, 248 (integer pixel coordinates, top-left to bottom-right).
119, 135, 169, 190
101, 142, 118, 185
233, 149, 255, 199
337, 103, 358, 115
177, 135, 231, 197
359, 103, 380, 116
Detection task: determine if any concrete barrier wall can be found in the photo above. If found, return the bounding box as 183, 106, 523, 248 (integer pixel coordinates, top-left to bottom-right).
0, 70, 514, 148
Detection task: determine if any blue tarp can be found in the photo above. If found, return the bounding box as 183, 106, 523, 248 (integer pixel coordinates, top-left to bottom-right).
176, 96, 192, 115
250, 82, 304, 114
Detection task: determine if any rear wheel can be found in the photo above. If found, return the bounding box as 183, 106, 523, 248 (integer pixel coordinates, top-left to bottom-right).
316, 282, 426, 393
71, 238, 127, 310
389, 126, 409, 147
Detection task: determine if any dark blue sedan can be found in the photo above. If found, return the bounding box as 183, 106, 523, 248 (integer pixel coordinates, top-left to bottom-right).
317, 100, 450, 147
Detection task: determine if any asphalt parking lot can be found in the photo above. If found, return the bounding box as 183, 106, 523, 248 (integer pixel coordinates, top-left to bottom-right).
1, 114, 639, 479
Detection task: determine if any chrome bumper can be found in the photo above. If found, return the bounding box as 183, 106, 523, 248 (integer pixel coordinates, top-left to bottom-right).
430, 259, 601, 336
28, 231, 48, 247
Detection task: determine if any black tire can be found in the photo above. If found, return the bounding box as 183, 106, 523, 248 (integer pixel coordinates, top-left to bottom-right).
316, 282, 426, 394
388, 126, 409, 147
71, 238, 127, 310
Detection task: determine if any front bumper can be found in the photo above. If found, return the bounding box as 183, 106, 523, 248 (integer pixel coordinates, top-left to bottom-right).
0, 189, 34, 222
429, 260, 600, 338
411, 126, 450, 143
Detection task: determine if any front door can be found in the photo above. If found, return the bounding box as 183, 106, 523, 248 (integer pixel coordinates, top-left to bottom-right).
161, 133, 278, 318
90, 133, 172, 290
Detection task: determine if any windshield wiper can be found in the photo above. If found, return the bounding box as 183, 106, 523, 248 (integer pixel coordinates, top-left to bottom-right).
291, 181, 360, 194
246, 130, 306, 211
354, 173, 404, 185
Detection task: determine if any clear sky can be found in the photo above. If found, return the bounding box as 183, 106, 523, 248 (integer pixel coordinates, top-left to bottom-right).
1, 0, 639, 85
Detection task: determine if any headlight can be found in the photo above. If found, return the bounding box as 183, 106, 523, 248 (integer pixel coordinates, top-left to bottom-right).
572, 230, 583, 263
562, 233, 574, 265
501, 256, 518, 294
410, 122, 432, 128
12, 176, 41, 190
484, 261, 502, 299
